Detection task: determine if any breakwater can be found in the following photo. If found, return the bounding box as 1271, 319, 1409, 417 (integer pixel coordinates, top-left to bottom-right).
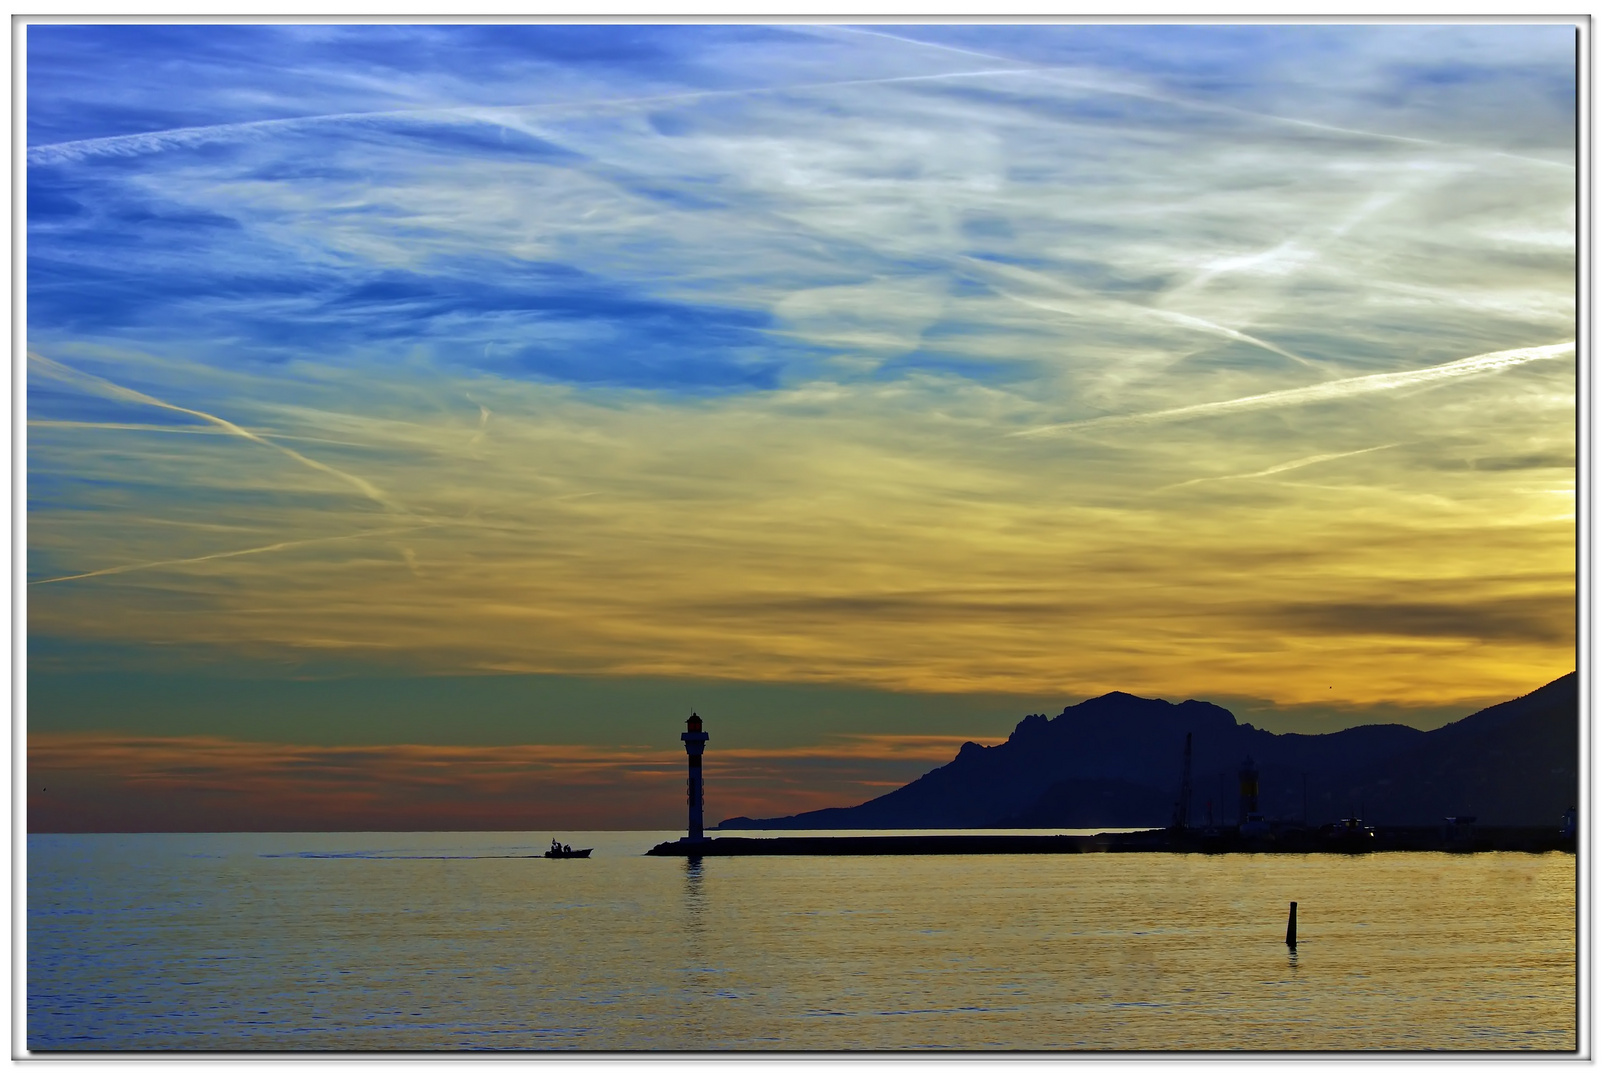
646, 826, 1572, 857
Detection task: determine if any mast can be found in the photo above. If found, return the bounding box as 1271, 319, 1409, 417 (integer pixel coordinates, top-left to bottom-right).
1171, 732, 1193, 831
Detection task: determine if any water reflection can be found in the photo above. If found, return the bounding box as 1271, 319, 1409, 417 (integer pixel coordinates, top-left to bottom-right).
683, 855, 706, 922
678, 855, 714, 1013
25, 836, 1576, 1052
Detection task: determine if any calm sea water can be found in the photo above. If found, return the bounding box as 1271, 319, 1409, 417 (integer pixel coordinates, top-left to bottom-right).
26, 831, 1576, 1053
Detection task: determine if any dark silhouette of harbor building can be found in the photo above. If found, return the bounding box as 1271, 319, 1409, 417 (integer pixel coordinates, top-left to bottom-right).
1237, 756, 1270, 838
682, 712, 709, 842
1237, 757, 1259, 824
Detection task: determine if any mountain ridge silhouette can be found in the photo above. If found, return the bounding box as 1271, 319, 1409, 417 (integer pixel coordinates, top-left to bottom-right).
718, 673, 1576, 830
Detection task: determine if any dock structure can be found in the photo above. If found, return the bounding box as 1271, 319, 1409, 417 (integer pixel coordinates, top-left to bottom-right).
681, 712, 709, 842
644, 825, 1573, 857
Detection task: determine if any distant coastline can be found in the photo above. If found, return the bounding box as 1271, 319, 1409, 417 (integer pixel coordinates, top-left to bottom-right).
719, 674, 1577, 835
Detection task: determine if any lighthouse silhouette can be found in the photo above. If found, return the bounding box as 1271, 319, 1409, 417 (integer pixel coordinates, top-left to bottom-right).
681, 712, 709, 842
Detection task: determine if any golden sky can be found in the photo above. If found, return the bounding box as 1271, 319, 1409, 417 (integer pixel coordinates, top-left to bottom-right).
29, 333, 1575, 708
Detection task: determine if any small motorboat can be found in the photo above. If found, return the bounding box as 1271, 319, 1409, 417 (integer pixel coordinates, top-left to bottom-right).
542, 839, 592, 859
1318, 816, 1375, 854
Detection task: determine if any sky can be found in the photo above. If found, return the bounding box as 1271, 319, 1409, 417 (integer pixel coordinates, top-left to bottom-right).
25, 22, 1578, 831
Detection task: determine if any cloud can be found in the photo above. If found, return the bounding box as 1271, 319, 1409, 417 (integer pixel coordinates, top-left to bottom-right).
27, 731, 999, 831
28, 524, 441, 586
25, 24, 1577, 719
1262, 595, 1574, 645
25, 66, 1045, 167
1161, 444, 1398, 490
970, 259, 1326, 372
28, 350, 404, 511
1014, 342, 1575, 436
834, 24, 1577, 162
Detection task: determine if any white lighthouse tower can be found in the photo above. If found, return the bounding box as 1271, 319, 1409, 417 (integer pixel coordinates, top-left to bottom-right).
681, 712, 709, 842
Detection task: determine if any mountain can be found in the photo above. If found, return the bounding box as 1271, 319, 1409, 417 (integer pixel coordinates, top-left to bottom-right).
718, 674, 1576, 830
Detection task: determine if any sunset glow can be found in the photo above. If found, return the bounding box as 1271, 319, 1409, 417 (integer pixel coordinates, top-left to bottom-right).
27, 23, 1576, 829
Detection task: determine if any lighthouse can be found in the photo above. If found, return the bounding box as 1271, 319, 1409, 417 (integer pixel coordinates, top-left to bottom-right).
681, 712, 709, 842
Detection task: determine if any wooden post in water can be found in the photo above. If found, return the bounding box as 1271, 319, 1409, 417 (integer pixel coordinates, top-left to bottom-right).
1286, 901, 1298, 948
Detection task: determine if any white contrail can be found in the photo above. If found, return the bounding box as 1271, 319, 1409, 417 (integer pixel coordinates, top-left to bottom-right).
28, 109, 395, 165
27, 419, 374, 447
967, 254, 1325, 371
1013, 341, 1576, 437
820, 25, 1573, 171
27, 351, 403, 512
995, 287, 1324, 373
1160, 444, 1398, 490
26, 67, 1043, 166
1166, 188, 1409, 304
27, 524, 438, 586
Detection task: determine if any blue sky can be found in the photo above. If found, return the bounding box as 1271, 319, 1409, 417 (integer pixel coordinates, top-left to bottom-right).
29, 24, 1574, 393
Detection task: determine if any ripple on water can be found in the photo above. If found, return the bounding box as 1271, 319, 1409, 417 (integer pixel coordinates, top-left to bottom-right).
25, 835, 1577, 1053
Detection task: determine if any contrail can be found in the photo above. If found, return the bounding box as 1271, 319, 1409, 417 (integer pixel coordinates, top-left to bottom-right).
27, 524, 439, 586
27, 419, 374, 447
28, 108, 403, 166
1165, 188, 1410, 304
993, 284, 1324, 372
821, 25, 1573, 171
27, 351, 402, 512
964, 254, 1325, 371
1013, 341, 1575, 437
26, 67, 1044, 166
1160, 444, 1398, 490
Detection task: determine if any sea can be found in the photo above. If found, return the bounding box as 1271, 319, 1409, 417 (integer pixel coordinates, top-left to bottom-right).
25, 830, 1577, 1054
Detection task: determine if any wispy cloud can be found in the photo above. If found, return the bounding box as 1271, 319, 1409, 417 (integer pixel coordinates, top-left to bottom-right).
29, 351, 404, 512
27, 731, 997, 831
25, 24, 1576, 726
1014, 342, 1575, 437
28, 524, 441, 586
26, 66, 1046, 167
986, 280, 1325, 372
1159, 444, 1398, 491
821, 24, 1577, 167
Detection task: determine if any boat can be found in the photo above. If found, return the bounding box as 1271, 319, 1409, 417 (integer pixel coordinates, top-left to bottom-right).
542, 839, 592, 859
1318, 816, 1375, 854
